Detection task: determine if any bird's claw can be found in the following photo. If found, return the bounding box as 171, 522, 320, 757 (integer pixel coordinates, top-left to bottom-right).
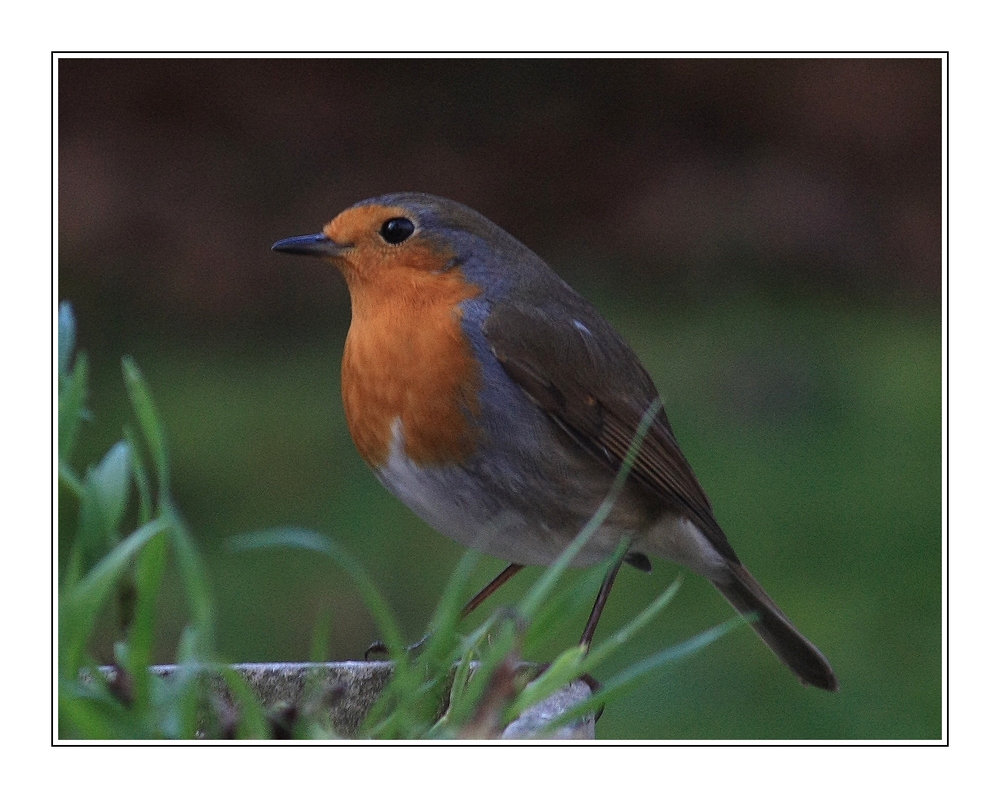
363, 633, 431, 661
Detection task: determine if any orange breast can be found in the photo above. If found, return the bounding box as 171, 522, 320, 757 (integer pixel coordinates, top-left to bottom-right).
339, 248, 483, 467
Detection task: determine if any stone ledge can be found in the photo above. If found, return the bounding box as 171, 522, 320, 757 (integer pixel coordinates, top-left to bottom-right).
97, 661, 595, 739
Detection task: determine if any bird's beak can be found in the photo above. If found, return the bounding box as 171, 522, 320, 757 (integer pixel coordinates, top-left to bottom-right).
271, 233, 349, 258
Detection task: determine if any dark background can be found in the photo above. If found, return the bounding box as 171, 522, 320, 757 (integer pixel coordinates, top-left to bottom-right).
58, 57, 942, 739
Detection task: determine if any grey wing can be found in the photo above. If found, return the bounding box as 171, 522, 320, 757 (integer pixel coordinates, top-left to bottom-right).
483, 297, 740, 564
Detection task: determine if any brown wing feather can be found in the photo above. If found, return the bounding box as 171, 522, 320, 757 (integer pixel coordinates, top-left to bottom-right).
484, 299, 740, 563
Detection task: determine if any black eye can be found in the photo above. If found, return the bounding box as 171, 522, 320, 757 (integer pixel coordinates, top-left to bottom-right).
379, 217, 415, 244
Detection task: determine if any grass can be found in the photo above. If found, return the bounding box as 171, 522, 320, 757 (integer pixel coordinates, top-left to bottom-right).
59, 300, 943, 739
59, 297, 942, 739
57, 302, 741, 740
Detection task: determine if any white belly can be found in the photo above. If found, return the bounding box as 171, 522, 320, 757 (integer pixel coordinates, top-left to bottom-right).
375, 419, 630, 566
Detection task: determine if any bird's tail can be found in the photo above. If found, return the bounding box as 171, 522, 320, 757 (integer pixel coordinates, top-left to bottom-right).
711, 562, 839, 691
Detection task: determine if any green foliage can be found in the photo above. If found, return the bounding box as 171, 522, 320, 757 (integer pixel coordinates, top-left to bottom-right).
229, 398, 740, 739
62, 299, 941, 739
58, 301, 744, 739
58, 302, 256, 739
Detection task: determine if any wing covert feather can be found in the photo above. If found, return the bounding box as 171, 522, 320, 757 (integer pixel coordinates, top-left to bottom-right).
483, 299, 739, 562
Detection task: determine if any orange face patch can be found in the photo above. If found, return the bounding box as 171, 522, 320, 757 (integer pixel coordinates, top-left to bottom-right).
327, 204, 483, 467
321, 205, 447, 287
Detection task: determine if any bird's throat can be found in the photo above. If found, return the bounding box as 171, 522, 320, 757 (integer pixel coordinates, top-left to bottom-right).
340, 266, 483, 467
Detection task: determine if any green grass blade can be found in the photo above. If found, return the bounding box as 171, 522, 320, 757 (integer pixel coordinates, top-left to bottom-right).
518, 398, 662, 619
60, 515, 171, 678
58, 350, 89, 463
426, 639, 480, 738
582, 575, 684, 672
66, 442, 135, 592
308, 606, 333, 664
216, 667, 270, 739
58, 460, 84, 498
58, 301, 75, 379
506, 644, 587, 720
59, 674, 137, 739
357, 552, 486, 737
229, 527, 404, 659
507, 576, 684, 721
89, 440, 133, 546
123, 529, 169, 710
437, 618, 519, 735
363, 551, 488, 738
536, 616, 747, 737
153, 660, 202, 739
362, 548, 481, 736
122, 357, 170, 505
524, 563, 608, 644
417, 548, 481, 665
167, 509, 215, 655
123, 424, 153, 526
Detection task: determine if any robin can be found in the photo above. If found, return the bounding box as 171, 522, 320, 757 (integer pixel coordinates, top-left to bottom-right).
272, 192, 838, 692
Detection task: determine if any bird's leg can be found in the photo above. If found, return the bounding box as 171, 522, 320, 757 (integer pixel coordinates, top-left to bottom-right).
562, 549, 632, 722
364, 564, 525, 660
579, 548, 629, 652
460, 563, 525, 619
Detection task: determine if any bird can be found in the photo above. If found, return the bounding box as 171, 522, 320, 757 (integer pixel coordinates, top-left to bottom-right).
272, 192, 838, 692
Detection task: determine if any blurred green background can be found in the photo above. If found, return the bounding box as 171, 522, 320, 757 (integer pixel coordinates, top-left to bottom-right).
58, 57, 941, 739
